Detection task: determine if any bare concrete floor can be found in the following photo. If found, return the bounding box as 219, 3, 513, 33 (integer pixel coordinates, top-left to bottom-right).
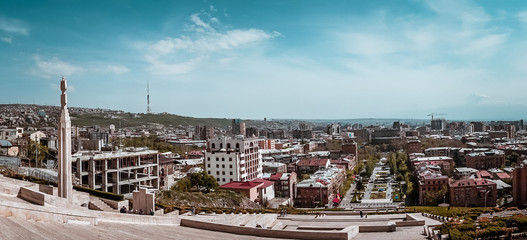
0, 175, 440, 240
0, 215, 278, 240
355, 226, 428, 240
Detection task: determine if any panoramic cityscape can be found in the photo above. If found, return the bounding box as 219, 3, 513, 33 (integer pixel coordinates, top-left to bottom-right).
1, 1, 527, 240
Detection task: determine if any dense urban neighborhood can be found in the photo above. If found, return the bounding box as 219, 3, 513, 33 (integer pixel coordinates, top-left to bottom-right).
2, 104, 527, 211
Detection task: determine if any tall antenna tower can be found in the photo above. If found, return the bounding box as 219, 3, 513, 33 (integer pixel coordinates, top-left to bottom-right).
147, 80, 151, 114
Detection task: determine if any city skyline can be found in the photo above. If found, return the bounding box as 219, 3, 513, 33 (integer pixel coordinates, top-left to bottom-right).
2, 0, 527, 120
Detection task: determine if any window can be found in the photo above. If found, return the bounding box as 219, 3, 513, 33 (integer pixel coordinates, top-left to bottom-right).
229, 165, 232, 168
216, 164, 219, 168
230, 171, 233, 175
207, 157, 210, 161
217, 178, 220, 181
211, 143, 215, 149
216, 171, 219, 175
229, 158, 232, 161
222, 171, 225, 175
207, 164, 210, 168
230, 178, 233, 182
222, 178, 225, 182
222, 164, 225, 168
208, 171, 211, 174
222, 158, 225, 161
216, 157, 219, 161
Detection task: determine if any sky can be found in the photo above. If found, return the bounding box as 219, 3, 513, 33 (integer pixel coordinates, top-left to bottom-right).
1, 0, 527, 121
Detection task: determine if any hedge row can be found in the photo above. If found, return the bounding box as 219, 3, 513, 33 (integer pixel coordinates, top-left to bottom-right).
73, 185, 124, 201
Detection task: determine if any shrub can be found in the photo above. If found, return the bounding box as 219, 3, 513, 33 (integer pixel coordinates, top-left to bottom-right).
73, 185, 124, 201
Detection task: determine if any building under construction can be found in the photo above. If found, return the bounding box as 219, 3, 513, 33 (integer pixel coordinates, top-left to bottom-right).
72, 148, 159, 195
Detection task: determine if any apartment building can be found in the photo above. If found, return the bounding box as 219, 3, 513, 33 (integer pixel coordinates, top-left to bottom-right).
204, 136, 263, 185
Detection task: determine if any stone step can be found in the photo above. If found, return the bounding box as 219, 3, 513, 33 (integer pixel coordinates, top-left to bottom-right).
89, 196, 115, 212
9, 216, 56, 240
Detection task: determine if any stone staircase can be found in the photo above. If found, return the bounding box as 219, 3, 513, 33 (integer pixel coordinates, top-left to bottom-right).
0, 214, 278, 240
88, 197, 115, 212
192, 213, 278, 229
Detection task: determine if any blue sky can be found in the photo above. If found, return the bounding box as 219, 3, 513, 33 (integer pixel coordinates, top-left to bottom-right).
1, 0, 527, 120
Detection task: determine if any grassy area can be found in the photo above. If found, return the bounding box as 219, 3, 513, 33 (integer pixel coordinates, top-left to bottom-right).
156, 189, 262, 210
435, 214, 527, 240
370, 192, 386, 199
71, 112, 239, 128
405, 206, 495, 218
339, 170, 355, 197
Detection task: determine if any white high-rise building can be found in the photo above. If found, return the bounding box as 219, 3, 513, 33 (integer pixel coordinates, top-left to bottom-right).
205, 136, 263, 185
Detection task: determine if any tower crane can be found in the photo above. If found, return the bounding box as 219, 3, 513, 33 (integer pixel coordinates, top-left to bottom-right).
427, 113, 446, 121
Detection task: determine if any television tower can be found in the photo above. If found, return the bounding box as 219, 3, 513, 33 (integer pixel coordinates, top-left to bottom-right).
147, 80, 151, 114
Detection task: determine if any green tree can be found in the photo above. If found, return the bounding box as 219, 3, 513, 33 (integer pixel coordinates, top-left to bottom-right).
423, 185, 448, 206
352, 161, 364, 175
27, 141, 49, 168
365, 157, 375, 178
505, 152, 520, 166
356, 179, 364, 191
190, 171, 218, 193
388, 153, 397, 175
171, 177, 191, 192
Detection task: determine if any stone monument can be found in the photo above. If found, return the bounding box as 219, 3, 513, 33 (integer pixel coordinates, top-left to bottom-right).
133, 187, 155, 214
58, 76, 72, 201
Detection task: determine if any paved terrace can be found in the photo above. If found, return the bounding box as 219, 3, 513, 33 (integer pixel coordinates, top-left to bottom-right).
0, 174, 441, 239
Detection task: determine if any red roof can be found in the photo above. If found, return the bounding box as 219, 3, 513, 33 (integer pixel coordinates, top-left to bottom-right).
478, 170, 492, 178
252, 179, 275, 189
269, 173, 283, 181
495, 172, 511, 179
297, 158, 329, 167
219, 179, 274, 190
188, 150, 203, 156
449, 178, 496, 187
219, 181, 262, 190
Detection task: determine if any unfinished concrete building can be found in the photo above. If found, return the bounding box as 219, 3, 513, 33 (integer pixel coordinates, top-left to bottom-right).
73, 148, 159, 195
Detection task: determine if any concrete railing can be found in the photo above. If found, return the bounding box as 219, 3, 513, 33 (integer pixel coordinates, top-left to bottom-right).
18, 187, 45, 205
38, 185, 54, 195
421, 212, 453, 223
181, 218, 356, 240
395, 214, 425, 227
358, 223, 396, 232
18, 186, 86, 209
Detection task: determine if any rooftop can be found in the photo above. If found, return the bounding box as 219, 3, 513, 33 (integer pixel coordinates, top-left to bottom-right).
73, 149, 158, 161
450, 178, 497, 187
297, 158, 329, 167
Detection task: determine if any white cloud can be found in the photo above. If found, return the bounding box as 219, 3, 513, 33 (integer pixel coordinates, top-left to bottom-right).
147, 57, 203, 75
95, 64, 130, 75
32, 55, 84, 79
0, 36, 12, 43
517, 11, 527, 23
144, 11, 278, 75
466, 93, 491, 105
0, 16, 28, 44
341, 33, 403, 56
459, 33, 507, 56
147, 29, 276, 57
0, 16, 29, 35
190, 13, 215, 33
